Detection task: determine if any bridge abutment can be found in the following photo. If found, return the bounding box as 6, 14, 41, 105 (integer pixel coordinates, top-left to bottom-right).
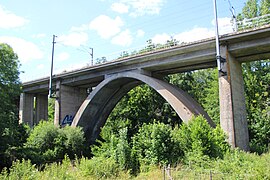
19, 93, 48, 127
219, 45, 249, 151
54, 81, 88, 126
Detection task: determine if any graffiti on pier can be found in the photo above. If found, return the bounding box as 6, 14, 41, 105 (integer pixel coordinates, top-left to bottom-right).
61, 115, 74, 126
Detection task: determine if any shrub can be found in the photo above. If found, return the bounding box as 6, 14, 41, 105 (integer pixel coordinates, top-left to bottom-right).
172, 116, 229, 162
132, 122, 180, 169
24, 121, 86, 164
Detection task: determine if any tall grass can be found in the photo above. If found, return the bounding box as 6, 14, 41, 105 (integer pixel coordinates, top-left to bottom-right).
1, 150, 269, 179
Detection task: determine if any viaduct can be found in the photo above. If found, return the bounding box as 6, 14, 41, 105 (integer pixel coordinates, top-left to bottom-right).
20, 26, 270, 151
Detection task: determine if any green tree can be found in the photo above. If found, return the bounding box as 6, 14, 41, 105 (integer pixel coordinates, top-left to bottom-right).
25, 121, 86, 164
260, 0, 270, 15
238, 0, 270, 153
242, 0, 259, 18
0, 43, 27, 169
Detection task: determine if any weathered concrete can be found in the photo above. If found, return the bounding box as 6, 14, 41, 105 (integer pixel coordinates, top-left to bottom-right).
72, 71, 215, 144
19, 93, 34, 126
22, 27, 270, 94
54, 80, 87, 126
35, 94, 48, 124
20, 27, 270, 151
219, 45, 249, 151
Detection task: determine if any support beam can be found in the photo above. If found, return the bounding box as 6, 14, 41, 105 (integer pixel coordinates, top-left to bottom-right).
35, 94, 48, 124
219, 45, 249, 151
54, 80, 87, 127
19, 93, 34, 127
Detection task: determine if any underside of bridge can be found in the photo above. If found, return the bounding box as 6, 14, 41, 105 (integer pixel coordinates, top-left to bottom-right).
71, 71, 215, 144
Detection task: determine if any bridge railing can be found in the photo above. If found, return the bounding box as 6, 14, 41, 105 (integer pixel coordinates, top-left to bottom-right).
236, 13, 270, 31
94, 14, 270, 66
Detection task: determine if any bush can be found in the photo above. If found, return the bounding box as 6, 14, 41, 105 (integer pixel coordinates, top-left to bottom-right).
132, 122, 181, 169
24, 121, 86, 164
172, 116, 229, 161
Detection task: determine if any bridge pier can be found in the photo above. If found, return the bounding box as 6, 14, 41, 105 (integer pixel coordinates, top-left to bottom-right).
219, 45, 249, 151
54, 81, 88, 126
19, 93, 48, 127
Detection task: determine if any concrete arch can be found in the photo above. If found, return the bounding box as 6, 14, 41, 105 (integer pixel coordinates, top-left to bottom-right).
72, 71, 215, 144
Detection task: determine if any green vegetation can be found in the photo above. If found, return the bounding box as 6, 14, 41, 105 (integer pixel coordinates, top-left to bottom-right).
1, 117, 269, 179
0, 43, 28, 169
1, 0, 270, 179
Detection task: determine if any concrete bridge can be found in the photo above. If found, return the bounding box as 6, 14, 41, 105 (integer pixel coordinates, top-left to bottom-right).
20, 26, 270, 151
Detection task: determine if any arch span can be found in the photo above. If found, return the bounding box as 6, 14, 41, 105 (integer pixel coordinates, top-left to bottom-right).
71, 71, 215, 144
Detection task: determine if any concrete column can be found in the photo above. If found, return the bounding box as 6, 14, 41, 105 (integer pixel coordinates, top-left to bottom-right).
54, 80, 87, 127
54, 81, 61, 126
19, 93, 34, 127
35, 94, 48, 124
219, 45, 249, 151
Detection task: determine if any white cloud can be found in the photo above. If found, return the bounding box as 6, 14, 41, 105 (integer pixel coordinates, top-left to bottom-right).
37, 64, 45, 70
152, 33, 171, 44
174, 27, 214, 43
111, 2, 129, 14
32, 33, 46, 38
119, 0, 166, 17
136, 29, 145, 38
89, 15, 124, 39
58, 32, 88, 47
150, 16, 234, 45
54, 63, 86, 74
70, 24, 88, 32
0, 6, 29, 29
56, 52, 70, 61
0, 36, 44, 63
212, 17, 234, 34
111, 29, 133, 46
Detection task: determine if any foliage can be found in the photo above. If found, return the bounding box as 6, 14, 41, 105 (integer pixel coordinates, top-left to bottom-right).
172, 116, 229, 161
24, 121, 86, 164
237, 0, 270, 153
242, 60, 270, 153
1, 150, 270, 179
48, 98, 55, 121
1, 159, 37, 180
168, 69, 220, 124
78, 156, 120, 179
132, 122, 179, 167
91, 116, 229, 175
0, 43, 25, 169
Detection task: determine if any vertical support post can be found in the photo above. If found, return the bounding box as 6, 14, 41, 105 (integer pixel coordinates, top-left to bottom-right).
19, 93, 34, 127
54, 80, 61, 127
219, 45, 249, 151
53, 80, 87, 127
35, 94, 48, 124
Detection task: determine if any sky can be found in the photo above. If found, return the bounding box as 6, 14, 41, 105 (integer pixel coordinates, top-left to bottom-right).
0, 0, 247, 82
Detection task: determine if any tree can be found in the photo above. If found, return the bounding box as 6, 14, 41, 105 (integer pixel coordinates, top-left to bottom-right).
260, 0, 270, 15
0, 43, 27, 169
238, 0, 270, 153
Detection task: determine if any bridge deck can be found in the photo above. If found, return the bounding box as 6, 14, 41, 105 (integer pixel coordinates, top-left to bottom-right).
23, 26, 270, 94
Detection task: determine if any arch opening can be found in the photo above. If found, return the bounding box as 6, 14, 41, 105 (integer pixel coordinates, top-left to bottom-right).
72, 72, 215, 144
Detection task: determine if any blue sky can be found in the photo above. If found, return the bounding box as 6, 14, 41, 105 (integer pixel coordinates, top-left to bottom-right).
0, 0, 247, 82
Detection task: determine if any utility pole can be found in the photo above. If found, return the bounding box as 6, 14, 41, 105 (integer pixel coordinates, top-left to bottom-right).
212, 0, 224, 73
90, 47, 94, 66
49, 35, 57, 98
